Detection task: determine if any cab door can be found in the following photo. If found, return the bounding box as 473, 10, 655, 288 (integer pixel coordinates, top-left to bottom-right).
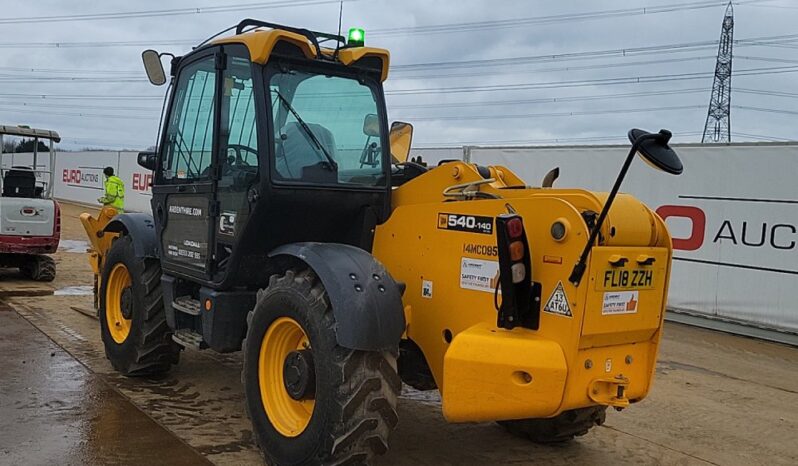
152, 49, 220, 279
212, 47, 261, 281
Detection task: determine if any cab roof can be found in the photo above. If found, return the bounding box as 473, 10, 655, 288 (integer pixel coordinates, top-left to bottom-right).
211, 28, 390, 82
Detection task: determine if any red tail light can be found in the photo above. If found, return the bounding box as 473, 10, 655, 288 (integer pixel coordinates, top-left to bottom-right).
495, 214, 540, 330
506, 218, 523, 238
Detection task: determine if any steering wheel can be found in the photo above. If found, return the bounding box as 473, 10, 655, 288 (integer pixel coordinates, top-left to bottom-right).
227, 144, 258, 167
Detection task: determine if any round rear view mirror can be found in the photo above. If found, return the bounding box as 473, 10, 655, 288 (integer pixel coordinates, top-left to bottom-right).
142, 49, 167, 86
628, 128, 683, 175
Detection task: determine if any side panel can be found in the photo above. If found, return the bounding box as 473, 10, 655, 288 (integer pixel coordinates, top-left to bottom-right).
161, 195, 211, 270
269, 242, 405, 351
0, 198, 55, 237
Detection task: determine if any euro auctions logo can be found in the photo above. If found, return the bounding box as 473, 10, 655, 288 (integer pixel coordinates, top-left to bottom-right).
62, 168, 100, 186
657, 204, 797, 252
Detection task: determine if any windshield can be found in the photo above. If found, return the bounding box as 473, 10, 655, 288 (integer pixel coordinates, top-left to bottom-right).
269, 68, 385, 186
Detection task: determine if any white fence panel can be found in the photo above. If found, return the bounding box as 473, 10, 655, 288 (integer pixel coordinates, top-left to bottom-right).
467, 143, 798, 333
32, 143, 798, 334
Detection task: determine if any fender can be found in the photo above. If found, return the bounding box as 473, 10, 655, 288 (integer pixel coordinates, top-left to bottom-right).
269, 242, 405, 352
104, 213, 159, 258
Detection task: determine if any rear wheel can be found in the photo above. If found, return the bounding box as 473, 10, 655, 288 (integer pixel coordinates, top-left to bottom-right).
498, 406, 607, 443
242, 268, 400, 465
19, 255, 56, 282
99, 235, 180, 376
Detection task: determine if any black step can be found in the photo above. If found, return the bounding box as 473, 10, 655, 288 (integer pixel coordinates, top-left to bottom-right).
172, 296, 201, 315
171, 328, 207, 349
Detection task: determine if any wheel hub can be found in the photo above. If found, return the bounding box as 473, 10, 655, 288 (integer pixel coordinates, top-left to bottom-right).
120, 287, 134, 320
283, 349, 315, 401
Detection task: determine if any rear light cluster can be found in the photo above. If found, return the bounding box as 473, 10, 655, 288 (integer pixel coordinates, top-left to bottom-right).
495, 214, 540, 330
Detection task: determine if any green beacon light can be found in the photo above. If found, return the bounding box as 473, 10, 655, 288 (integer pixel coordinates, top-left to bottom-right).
348, 27, 365, 46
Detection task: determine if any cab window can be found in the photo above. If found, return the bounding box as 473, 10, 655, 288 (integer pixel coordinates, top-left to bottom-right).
161, 56, 216, 181
269, 68, 384, 186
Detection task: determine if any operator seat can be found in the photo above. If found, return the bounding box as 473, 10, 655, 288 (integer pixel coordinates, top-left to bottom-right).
277, 122, 337, 183
3, 167, 36, 198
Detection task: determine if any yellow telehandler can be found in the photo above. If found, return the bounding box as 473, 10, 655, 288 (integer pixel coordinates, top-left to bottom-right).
81, 19, 681, 465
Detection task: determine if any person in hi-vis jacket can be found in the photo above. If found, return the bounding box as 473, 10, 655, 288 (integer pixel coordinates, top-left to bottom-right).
98, 166, 125, 212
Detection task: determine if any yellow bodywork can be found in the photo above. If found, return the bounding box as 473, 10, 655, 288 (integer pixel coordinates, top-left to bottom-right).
372, 161, 672, 422
212, 29, 390, 81
80, 206, 120, 306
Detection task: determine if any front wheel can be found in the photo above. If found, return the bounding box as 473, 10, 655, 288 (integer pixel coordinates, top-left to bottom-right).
99, 235, 180, 376
242, 268, 400, 465
498, 406, 607, 443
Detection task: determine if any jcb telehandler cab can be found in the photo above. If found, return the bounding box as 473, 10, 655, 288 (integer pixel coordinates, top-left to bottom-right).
81, 19, 682, 465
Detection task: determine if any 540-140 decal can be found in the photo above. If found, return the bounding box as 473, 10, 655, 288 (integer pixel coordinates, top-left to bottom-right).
438, 213, 494, 235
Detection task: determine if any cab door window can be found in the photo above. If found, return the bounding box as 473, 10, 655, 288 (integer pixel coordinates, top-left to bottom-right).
161, 57, 217, 181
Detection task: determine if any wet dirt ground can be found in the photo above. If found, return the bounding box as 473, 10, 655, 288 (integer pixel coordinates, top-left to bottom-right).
1, 202, 797, 465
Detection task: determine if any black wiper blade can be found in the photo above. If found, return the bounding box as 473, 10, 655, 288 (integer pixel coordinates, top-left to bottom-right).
273, 90, 338, 171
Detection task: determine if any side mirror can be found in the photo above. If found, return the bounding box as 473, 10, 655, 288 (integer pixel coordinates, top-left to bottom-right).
142, 49, 167, 86
363, 113, 380, 137
389, 121, 413, 163
137, 151, 157, 171
628, 128, 683, 175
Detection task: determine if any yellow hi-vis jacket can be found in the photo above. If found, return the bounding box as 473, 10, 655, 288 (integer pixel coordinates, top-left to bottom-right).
99, 175, 125, 211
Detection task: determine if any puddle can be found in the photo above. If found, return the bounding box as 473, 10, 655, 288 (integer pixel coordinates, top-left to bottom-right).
54, 285, 94, 296
59, 240, 90, 253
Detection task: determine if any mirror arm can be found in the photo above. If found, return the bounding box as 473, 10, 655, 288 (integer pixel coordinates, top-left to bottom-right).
568, 132, 659, 286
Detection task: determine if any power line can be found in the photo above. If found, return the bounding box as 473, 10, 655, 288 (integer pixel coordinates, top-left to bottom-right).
0, 55, 719, 83
369, 0, 768, 37
415, 131, 705, 147
389, 88, 708, 110
384, 65, 798, 96
398, 105, 705, 122
392, 33, 798, 73
0, 0, 352, 25
393, 56, 717, 81
733, 105, 798, 115
736, 88, 798, 98
0, 105, 153, 120
0, 93, 163, 100
732, 132, 794, 141
0, 101, 159, 112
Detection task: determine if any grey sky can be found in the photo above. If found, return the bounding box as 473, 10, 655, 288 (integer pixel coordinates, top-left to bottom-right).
0, 0, 795, 150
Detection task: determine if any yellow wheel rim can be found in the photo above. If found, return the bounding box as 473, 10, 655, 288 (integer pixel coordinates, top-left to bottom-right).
105, 263, 132, 344
259, 317, 315, 437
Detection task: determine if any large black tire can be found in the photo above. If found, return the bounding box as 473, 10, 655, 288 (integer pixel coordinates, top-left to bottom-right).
499, 406, 607, 444
242, 268, 401, 465
99, 235, 180, 376
19, 255, 56, 282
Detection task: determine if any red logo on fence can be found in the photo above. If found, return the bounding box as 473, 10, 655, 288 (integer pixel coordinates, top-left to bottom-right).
132, 173, 152, 192
656, 205, 706, 251
63, 169, 82, 184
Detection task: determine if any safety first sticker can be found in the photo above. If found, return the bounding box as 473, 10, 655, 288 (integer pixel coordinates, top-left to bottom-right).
602, 291, 639, 315
543, 281, 572, 317
459, 257, 500, 293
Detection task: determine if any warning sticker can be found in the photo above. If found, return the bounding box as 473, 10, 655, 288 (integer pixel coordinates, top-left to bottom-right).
543, 281, 572, 317
459, 257, 500, 293
602, 291, 639, 315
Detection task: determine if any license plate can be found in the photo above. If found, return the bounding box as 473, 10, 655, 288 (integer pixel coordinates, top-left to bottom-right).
597, 268, 655, 291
